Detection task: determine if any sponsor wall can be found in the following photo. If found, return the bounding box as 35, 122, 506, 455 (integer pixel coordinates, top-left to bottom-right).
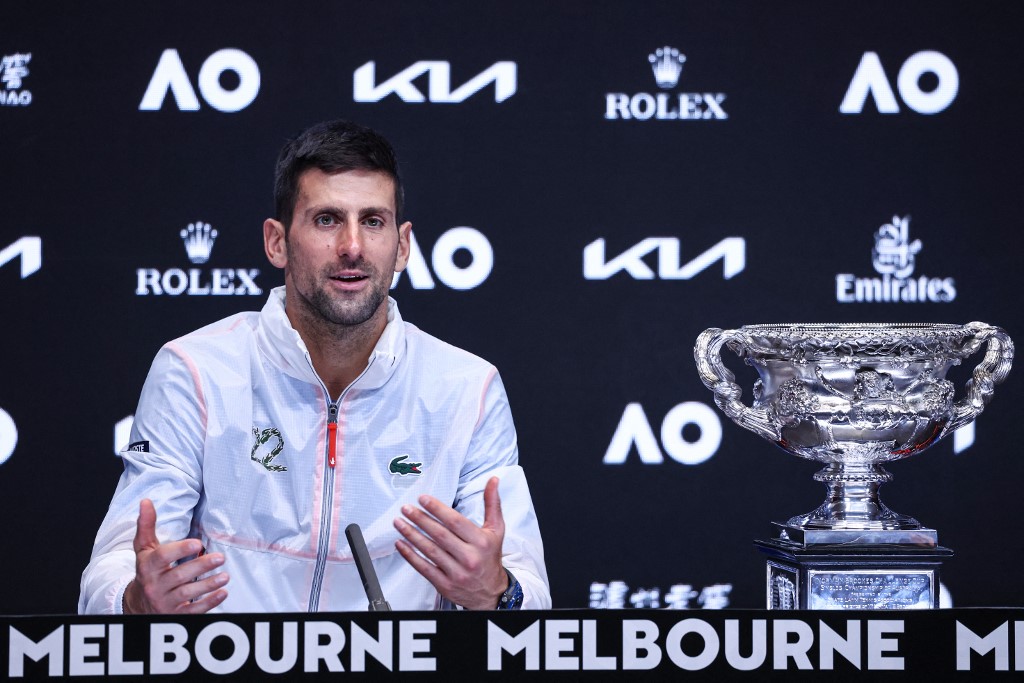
1, 1, 1022, 614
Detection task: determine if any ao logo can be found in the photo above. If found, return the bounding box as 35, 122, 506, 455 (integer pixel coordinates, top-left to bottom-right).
603, 402, 722, 466
0, 236, 41, 279
840, 51, 958, 115
140, 49, 260, 112
0, 407, 16, 466
393, 227, 493, 290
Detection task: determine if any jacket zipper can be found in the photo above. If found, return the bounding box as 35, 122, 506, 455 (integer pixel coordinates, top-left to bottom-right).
306, 357, 376, 612
307, 401, 338, 612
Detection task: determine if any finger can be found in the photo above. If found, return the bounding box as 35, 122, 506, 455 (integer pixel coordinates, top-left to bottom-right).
401, 502, 467, 549
162, 552, 226, 588
415, 496, 481, 543
394, 516, 457, 573
138, 538, 206, 574
178, 588, 229, 615
394, 539, 450, 591
133, 499, 160, 553
173, 571, 230, 605
401, 503, 489, 571
481, 476, 505, 535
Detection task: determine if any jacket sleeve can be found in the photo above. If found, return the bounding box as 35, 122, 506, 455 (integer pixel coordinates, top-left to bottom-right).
454, 369, 551, 609
78, 344, 207, 614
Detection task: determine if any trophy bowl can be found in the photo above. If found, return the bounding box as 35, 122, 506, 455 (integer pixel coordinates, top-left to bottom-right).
695, 322, 1013, 532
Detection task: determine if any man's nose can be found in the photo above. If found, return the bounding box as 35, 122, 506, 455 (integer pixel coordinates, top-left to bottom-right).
335, 221, 363, 257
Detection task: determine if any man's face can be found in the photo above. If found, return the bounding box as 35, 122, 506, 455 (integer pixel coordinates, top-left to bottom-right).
265, 168, 411, 331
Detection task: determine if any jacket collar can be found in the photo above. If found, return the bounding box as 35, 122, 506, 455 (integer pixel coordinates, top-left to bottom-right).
256, 286, 406, 393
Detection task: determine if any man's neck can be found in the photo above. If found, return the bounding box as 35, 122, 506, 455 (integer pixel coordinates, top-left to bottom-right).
287, 304, 388, 400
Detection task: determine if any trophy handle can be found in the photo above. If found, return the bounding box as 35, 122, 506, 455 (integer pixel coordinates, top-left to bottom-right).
694, 328, 780, 441
942, 322, 1015, 436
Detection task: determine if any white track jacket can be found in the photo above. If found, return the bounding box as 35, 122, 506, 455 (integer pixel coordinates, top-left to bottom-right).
79, 286, 549, 613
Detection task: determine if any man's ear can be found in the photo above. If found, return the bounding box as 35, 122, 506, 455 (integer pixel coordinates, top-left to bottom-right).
264, 218, 287, 269
394, 221, 412, 272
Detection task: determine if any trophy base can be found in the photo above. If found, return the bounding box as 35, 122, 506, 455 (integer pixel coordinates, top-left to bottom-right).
773, 522, 938, 547
755, 527, 952, 610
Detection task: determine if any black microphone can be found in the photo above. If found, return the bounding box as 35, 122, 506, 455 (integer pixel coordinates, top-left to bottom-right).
345, 523, 391, 611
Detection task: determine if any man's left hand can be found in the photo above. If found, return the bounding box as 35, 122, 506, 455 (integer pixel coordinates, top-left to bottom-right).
394, 476, 508, 610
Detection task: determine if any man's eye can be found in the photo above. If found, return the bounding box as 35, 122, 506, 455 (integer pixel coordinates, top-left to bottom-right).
365, 217, 384, 228
315, 215, 335, 226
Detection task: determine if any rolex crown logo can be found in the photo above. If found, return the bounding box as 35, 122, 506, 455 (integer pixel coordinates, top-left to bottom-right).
648, 46, 686, 89
181, 221, 218, 264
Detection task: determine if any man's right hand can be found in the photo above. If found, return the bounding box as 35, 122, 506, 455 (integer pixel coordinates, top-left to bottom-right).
123, 498, 229, 614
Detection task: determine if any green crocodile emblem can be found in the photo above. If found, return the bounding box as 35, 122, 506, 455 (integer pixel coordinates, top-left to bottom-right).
389, 454, 422, 476
251, 426, 287, 472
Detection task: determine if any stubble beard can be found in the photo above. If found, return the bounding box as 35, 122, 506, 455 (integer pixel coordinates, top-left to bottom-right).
297, 261, 391, 330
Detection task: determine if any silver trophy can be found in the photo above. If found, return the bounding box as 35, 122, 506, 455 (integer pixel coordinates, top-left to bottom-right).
694, 322, 1013, 609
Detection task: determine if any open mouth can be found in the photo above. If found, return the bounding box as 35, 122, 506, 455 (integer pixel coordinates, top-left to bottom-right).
331, 275, 368, 283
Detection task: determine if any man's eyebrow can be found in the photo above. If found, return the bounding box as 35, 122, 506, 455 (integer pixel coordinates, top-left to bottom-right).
302, 205, 395, 220
358, 206, 395, 220
303, 204, 347, 219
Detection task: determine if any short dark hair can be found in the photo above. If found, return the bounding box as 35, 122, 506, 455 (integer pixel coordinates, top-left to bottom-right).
273, 119, 404, 229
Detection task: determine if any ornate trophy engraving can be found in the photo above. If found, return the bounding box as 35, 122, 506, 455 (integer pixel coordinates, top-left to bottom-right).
695, 322, 1013, 609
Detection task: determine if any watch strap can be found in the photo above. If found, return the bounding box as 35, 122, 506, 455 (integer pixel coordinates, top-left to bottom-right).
496, 567, 524, 610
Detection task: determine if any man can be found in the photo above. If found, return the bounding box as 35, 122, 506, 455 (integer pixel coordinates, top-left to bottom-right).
79, 120, 549, 614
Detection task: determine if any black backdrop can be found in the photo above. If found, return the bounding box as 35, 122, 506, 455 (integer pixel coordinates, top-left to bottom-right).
1, 1, 1022, 614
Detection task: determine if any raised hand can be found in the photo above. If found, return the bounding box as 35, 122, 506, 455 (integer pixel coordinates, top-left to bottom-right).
394, 476, 508, 610
123, 499, 229, 614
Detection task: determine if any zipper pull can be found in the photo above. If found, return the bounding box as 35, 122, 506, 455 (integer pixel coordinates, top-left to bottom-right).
327, 403, 338, 468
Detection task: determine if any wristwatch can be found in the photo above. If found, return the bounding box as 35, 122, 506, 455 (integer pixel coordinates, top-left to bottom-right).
497, 567, 524, 610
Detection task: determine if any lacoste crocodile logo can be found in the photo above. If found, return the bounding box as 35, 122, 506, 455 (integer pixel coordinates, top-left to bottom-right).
251, 426, 287, 472
389, 454, 422, 476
